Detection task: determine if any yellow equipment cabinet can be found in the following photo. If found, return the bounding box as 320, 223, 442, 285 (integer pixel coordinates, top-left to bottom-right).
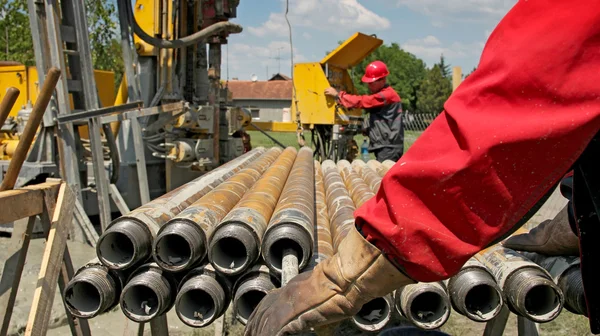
249, 32, 383, 162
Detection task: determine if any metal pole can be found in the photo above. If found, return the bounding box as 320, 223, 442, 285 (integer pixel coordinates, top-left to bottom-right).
0, 87, 20, 127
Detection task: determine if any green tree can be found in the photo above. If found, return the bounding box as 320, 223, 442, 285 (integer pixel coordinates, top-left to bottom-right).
415, 64, 452, 115
0, 0, 123, 89
437, 54, 451, 79
349, 43, 428, 112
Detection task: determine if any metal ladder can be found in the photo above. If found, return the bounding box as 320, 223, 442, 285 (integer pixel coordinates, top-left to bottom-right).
27, 0, 112, 232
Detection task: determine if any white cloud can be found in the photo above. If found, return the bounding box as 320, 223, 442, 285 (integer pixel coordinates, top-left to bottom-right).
248, 0, 390, 37
302, 32, 312, 40
402, 35, 484, 66
397, 0, 517, 25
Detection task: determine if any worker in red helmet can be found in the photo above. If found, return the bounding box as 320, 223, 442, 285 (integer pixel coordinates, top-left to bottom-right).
244, 0, 600, 335
324, 60, 404, 162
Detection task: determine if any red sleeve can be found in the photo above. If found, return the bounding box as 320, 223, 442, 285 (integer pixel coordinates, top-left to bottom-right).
337, 90, 391, 109
354, 0, 600, 282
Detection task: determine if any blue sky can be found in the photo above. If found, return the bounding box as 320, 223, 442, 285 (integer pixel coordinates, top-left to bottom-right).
222, 0, 518, 81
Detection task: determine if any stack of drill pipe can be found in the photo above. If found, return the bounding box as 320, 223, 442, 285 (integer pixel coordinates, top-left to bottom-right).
262, 146, 315, 278
63, 258, 129, 319
96, 147, 266, 270
119, 263, 179, 322
174, 263, 232, 327
445, 257, 504, 322
321, 160, 356, 251
351, 159, 382, 193
381, 160, 396, 172
367, 160, 390, 178
337, 159, 374, 208
231, 264, 280, 325
152, 147, 283, 272
208, 147, 297, 276
475, 245, 565, 323
394, 282, 452, 330
520, 252, 587, 316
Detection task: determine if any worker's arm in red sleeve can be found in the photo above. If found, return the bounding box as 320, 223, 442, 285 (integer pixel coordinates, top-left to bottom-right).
336, 90, 389, 109
354, 0, 600, 283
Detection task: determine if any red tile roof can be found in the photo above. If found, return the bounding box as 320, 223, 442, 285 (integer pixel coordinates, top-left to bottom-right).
226, 80, 293, 100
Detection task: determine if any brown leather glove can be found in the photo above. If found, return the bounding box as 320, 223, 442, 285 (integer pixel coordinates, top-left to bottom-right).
502, 204, 580, 256
243, 227, 415, 336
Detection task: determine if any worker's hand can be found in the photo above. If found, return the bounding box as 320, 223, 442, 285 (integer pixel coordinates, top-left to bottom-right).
243, 227, 414, 336
502, 205, 579, 256
324, 87, 338, 97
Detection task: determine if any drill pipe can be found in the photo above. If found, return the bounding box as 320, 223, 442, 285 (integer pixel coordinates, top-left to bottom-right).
446, 257, 504, 322
232, 264, 280, 325
262, 146, 315, 275
521, 252, 586, 316
475, 245, 564, 322
312, 160, 334, 264
351, 159, 382, 193
174, 263, 232, 327
63, 258, 128, 319
394, 282, 452, 330
120, 263, 179, 322
153, 147, 282, 272
381, 160, 396, 172
337, 160, 374, 208
96, 147, 266, 270
209, 147, 297, 276
321, 160, 356, 251
367, 160, 390, 178
352, 294, 394, 332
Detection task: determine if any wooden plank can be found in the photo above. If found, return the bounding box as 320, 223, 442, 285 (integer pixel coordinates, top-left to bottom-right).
109, 184, 130, 215
24, 183, 75, 336
0, 181, 60, 226
0, 216, 36, 336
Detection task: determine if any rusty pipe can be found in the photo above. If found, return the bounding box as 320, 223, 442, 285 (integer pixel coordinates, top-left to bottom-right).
262, 147, 315, 276
0, 87, 20, 127
367, 160, 389, 178
352, 294, 394, 332
321, 160, 356, 251
381, 160, 396, 172
232, 264, 280, 325
208, 147, 297, 276
475, 246, 564, 322
312, 160, 334, 264
337, 160, 374, 208
63, 258, 128, 319
521, 252, 586, 316
446, 258, 504, 322
394, 282, 451, 330
153, 147, 282, 272
351, 159, 382, 193
0, 68, 60, 191
120, 263, 178, 322
174, 263, 232, 327
96, 147, 266, 270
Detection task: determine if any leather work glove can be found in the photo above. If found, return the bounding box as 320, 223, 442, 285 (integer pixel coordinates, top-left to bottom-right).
243, 227, 415, 336
502, 204, 580, 256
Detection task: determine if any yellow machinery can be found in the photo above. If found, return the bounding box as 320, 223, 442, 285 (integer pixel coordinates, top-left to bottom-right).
248, 32, 383, 162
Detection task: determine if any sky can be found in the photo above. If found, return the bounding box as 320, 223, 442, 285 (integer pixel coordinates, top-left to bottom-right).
221, 0, 518, 81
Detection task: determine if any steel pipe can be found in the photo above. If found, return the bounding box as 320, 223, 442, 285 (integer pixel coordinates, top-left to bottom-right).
446, 258, 503, 322
63, 259, 127, 319
351, 159, 382, 193
522, 252, 586, 316
352, 294, 394, 332
208, 147, 297, 276
367, 160, 390, 178
174, 264, 232, 327
475, 246, 564, 322
382, 160, 396, 172
321, 160, 356, 251
153, 147, 282, 272
262, 147, 315, 275
96, 147, 265, 270
120, 263, 178, 322
337, 160, 374, 208
394, 282, 451, 330
232, 264, 280, 325
312, 160, 334, 264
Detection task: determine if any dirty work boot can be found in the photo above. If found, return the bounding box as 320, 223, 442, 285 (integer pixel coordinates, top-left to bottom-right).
243, 227, 415, 336
503, 204, 579, 256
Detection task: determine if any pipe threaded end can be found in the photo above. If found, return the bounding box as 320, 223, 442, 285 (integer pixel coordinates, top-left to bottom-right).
505, 268, 564, 322
261, 224, 312, 275
175, 274, 227, 327
120, 266, 175, 322
64, 265, 118, 318
209, 224, 258, 276
97, 220, 151, 270
154, 221, 205, 272
448, 268, 503, 322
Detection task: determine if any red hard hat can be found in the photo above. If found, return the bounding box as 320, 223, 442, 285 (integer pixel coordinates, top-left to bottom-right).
362, 60, 389, 83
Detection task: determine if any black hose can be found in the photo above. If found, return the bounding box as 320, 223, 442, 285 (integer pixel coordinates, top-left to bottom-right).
102, 123, 120, 184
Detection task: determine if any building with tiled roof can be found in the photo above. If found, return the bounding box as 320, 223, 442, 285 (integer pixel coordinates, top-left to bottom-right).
226, 74, 292, 121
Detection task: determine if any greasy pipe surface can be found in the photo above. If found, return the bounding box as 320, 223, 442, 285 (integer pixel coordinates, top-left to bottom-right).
321, 160, 356, 251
